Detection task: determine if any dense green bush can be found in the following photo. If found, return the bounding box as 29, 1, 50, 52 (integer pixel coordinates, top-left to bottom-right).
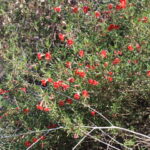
0, 0, 150, 149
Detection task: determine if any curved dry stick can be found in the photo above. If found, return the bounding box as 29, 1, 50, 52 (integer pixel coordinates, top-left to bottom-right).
80, 126, 150, 139
72, 128, 95, 150
0, 127, 64, 139
81, 129, 121, 150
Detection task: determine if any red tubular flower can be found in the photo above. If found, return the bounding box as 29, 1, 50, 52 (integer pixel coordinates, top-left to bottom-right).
48, 78, 53, 83
61, 84, 70, 90
88, 79, 99, 86
0, 89, 9, 95
83, 6, 89, 13
59, 100, 65, 106
66, 99, 73, 104
90, 111, 96, 116
67, 39, 74, 46
37, 53, 42, 60
139, 17, 148, 23
136, 43, 141, 50
20, 87, 27, 93
43, 107, 51, 112
108, 4, 113, 9
75, 69, 86, 78
108, 24, 120, 31
74, 93, 80, 100
41, 79, 47, 86
107, 76, 113, 82
100, 50, 107, 58
54, 7, 61, 13
32, 138, 38, 143
116, 4, 122, 10
72, 7, 78, 13
120, 0, 127, 9
128, 45, 134, 51
147, 71, 150, 77
78, 50, 84, 57
23, 108, 30, 113
45, 52, 52, 61
108, 72, 113, 76
24, 141, 32, 147
114, 50, 122, 55
112, 58, 121, 65
104, 62, 109, 67
68, 77, 75, 83
65, 61, 72, 68
53, 81, 63, 89
58, 33, 65, 41
36, 105, 44, 111
82, 90, 89, 98
95, 11, 101, 18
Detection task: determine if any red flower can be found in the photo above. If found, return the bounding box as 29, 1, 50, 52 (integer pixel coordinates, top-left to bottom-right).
108, 4, 113, 9
41, 79, 47, 86
59, 100, 65, 106
54, 7, 61, 13
72, 7, 78, 13
83, 6, 89, 13
108, 24, 120, 31
24, 141, 32, 147
58, 33, 65, 41
23, 108, 30, 113
68, 77, 75, 83
74, 93, 80, 100
100, 50, 107, 58
107, 76, 113, 82
82, 90, 89, 98
120, 0, 127, 9
95, 11, 101, 18
43, 107, 51, 112
75, 69, 86, 78
147, 71, 150, 77
116, 4, 122, 10
139, 17, 148, 23
61, 84, 70, 90
48, 78, 53, 83
65, 61, 72, 68
45, 52, 52, 60
78, 50, 84, 57
114, 50, 122, 55
128, 45, 134, 51
90, 111, 96, 116
104, 62, 109, 67
66, 99, 73, 104
37, 53, 42, 60
108, 72, 113, 76
112, 58, 121, 65
136, 43, 141, 50
53, 81, 63, 89
36, 105, 44, 111
20, 87, 27, 93
32, 138, 38, 143
67, 39, 74, 46
88, 79, 99, 86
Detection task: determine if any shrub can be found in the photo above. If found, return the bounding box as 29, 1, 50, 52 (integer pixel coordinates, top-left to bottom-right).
0, 0, 150, 149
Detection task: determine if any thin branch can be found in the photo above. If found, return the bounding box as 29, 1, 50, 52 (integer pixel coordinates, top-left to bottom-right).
80, 126, 150, 139
81, 129, 121, 150
72, 128, 95, 150
0, 127, 64, 139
